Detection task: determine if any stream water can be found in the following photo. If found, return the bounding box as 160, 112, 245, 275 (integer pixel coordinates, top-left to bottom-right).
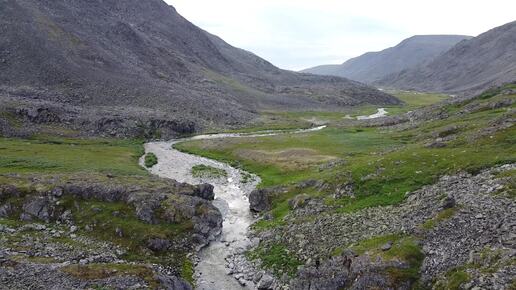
356, 108, 388, 120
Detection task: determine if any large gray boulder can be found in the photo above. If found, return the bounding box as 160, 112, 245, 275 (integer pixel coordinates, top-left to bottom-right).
22, 197, 53, 222
249, 188, 280, 212
194, 184, 215, 200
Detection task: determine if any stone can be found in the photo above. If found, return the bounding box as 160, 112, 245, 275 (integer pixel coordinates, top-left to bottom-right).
441, 196, 456, 209
115, 227, 124, 237
155, 275, 192, 290
22, 198, 52, 222
381, 241, 393, 251
0, 203, 14, 218
51, 187, 64, 198
195, 184, 215, 200
146, 238, 171, 252
257, 274, 274, 290
249, 188, 273, 212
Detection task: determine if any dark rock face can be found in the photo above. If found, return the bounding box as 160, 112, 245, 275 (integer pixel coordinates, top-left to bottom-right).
193, 184, 215, 201
162, 195, 223, 247
0, 177, 223, 248
0, 0, 399, 138
249, 188, 276, 212
291, 253, 412, 290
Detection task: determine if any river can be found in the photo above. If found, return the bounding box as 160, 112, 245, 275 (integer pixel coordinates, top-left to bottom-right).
142, 117, 409, 288
142, 126, 325, 289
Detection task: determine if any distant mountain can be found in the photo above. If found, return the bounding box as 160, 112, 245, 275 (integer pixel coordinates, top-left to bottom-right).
302, 35, 471, 83
0, 0, 399, 137
378, 21, 516, 93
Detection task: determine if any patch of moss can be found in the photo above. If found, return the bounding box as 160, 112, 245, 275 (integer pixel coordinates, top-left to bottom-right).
191, 164, 227, 179
352, 234, 424, 284
181, 258, 195, 286
434, 268, 470, 290
421, 208, 457, 230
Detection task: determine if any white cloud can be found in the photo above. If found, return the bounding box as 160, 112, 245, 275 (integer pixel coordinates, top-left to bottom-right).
166, 0, 516, 70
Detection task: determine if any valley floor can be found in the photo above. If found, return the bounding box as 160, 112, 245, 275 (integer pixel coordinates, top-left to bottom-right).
0, 87, 514, 289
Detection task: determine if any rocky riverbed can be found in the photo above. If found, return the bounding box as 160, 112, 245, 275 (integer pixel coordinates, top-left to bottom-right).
143, 126, 328, 289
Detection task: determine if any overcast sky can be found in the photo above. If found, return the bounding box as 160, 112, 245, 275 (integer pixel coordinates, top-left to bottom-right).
165, 0, 515, 71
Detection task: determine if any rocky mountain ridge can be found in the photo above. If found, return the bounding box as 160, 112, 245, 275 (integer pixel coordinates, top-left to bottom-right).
377, 21, 516, 93
302, 35, 471, 84
0, 0, 399, 138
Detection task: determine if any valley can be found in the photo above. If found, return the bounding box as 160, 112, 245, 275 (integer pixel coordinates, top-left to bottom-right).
2, 86, 513, 289
0, 0, 515, 289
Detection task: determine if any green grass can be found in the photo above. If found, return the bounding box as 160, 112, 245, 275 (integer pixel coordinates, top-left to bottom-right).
0, 137, 146, 175
144, 152, 158, 168
176, 127, 401, 188
434, 268, 470, 290
191, 164, 227, 179
247, 243, 302, 276
351, 234, 424, 284
421, 208, 457, 230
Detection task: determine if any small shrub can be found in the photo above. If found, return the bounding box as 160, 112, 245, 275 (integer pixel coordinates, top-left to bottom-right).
144, 153, 158, 168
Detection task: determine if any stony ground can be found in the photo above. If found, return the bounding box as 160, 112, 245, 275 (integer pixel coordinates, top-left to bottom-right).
243, 164, 516, 289
0, 173, 223, 289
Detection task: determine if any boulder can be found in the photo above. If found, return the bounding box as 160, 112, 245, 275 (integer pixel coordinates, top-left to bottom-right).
249, 188, 282, 212
146, 238, 171, 252
156, 274, 192, 290
194, 184, 215, 200
22, 197, 52, 222
51, 187, 64, 198
381, 241, 393, 251
0, 203, 14, 218
135, 203, 157, 224
257, 274, 274, 290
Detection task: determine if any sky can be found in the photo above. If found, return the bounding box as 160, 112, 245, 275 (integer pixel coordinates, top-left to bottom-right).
165, 0, 516, 71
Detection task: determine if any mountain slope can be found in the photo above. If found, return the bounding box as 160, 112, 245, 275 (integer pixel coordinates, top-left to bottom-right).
302, 35, 471, 83
378, 21, 516, 93
0, 0, 399, 137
